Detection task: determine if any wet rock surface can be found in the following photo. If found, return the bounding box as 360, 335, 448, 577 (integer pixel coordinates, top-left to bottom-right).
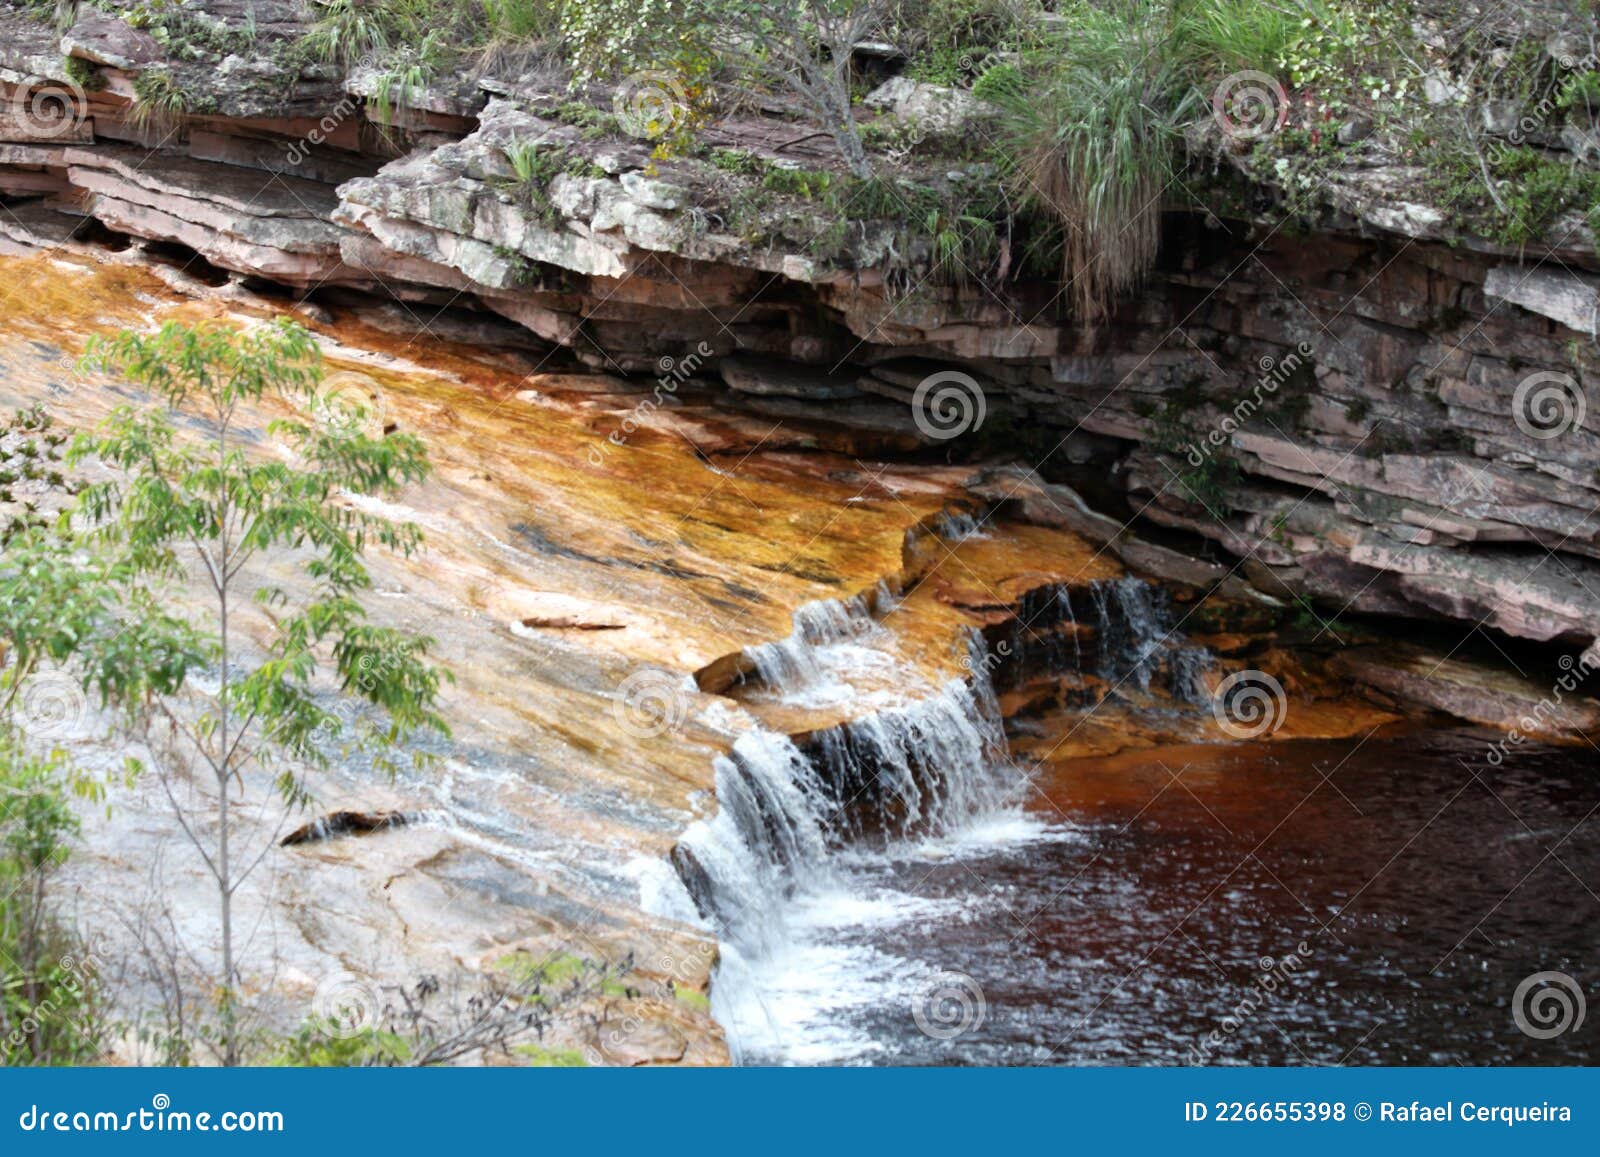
2, 0, 1598, 1066
0, 5, 1596, 666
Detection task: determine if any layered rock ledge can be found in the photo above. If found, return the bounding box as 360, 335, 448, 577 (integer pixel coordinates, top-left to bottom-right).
2, 0, 1598, 670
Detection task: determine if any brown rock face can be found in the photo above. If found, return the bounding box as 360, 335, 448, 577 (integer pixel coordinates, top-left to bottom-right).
0, 1, 1596, 669
1332, 646, 1600, 740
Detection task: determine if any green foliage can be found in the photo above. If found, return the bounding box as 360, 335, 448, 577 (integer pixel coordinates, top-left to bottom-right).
0, 405, 76, 540
0, 401, 110, 1065
118, 1, 262, 61
707, 147, 770, 176
301, 0, 561, 81
1557, 69, 1600, 119
0, 733, 103, 1066
60, 55, 106, 93
549, 101, 623, 140
562, 0, 872, 173
991, 0, 1196, 318
970, 61, 1026, 104
673, 986, 710, 1011
761, 166, 836, 199
69, 318, 451, 1064
975, 1, 1418, 316
1425, 142, 1600, 247
274, 1021, 412, 1066
501, 140, 608, 227
278, 953, 624, 1067
73, 319, 451, 788
894, 0, 1035, 86
1487, 149, 1600, 245
129, 69, 201, 135
301, 0, 439, 65
514, 1044, 589, 1066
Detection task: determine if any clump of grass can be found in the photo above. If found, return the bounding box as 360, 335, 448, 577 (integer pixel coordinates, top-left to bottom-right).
129, 69, 196, 135
894, 0, 1035, 86
500, 139, 608, 227
302, 0, 561, 80
761, 167, 835, 199
991, 0, 1196, 319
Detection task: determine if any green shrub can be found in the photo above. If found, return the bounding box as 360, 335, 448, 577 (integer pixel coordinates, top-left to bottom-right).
761, 167, 836, 199
991, 1, 1196, 318
0, 736, 102, 1066
895, 0, 1035, 85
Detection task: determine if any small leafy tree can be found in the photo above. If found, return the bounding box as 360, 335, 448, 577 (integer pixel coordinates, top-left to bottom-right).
0, 736, 104, 1066
0, 406, 118, 1066
565, 0, 886, 177
71, 319, 450, 1065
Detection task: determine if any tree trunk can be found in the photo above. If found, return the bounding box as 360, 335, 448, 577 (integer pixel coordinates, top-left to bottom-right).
836, 123, 874, 179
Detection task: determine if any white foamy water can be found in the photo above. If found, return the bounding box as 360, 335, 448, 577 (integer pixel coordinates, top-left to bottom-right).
639, 575, 1223, 1063
657, 621, 1054, 1063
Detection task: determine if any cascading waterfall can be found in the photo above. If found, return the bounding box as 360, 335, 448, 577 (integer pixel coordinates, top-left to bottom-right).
1090, 577, 1169, 690
669, 573, 1215, 1062
744, 583, 895, 694
676, 631, 1011, 942
671, 629, 1022, 1061
672, 730, 839, 960
1007, 576, 1213, 702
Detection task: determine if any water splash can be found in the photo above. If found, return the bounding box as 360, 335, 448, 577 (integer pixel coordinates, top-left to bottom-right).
672, 630, 1027, 1060
744, 583, 895, 695
1006, 576, 1213, 702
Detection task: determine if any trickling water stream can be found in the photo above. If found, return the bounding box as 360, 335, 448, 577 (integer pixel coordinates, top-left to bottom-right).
664, 565, 1600, 1067
671, 576, 1220, 1063
672, 659, 1025, 1063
